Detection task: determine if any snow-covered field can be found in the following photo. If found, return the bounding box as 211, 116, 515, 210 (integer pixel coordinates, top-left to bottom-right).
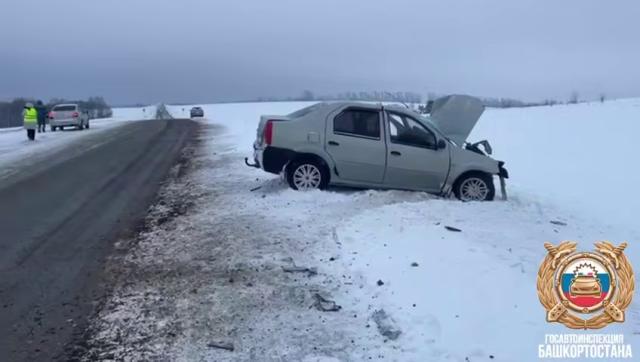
111, 105, 158, 121
0, 106, 156, 180
84, 100, 639, 361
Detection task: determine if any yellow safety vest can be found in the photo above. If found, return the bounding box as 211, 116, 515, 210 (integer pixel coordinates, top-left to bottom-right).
24, 107, 37, 124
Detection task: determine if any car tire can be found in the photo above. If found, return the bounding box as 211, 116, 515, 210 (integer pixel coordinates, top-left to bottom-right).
51, 126, 56, 132
86, 122, 90, 129
453, 172, 495, 201
286, 159, 329, 191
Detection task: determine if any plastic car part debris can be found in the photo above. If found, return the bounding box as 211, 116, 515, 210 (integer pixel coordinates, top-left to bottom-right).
207, 341, 234, 351
371, 309, 402, 340
312, 293, 341, 312
282, 265, 318, 277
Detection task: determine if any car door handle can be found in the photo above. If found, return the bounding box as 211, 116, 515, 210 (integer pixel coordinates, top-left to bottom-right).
328, 141, 340, 146
390, 151, 401, 156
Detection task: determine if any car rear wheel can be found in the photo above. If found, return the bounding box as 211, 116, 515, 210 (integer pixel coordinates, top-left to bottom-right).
286, 160, 329, 191
453, 172, 495, 201
51, 126, 56, 132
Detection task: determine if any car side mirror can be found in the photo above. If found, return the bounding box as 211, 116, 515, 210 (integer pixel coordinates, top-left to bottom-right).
437, 139, 447, 150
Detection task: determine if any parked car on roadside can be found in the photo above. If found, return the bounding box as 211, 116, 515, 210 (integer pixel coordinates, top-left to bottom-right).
190, 107, 204, 118
246, 95, 508, 201
48, 104, 90, 131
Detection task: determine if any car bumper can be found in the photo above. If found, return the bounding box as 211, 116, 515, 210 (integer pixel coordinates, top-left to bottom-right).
253, 147, 264, 168
252, 146, 294, 174
497, 162, 509, 200
50, 119, 81, 126
498, 161, 509, 179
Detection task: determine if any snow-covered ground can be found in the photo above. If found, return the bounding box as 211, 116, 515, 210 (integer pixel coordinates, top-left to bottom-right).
111, 105, 158, 121
0, 105, 156, 180
473, 99, 640, 232
84, 100, 639, 361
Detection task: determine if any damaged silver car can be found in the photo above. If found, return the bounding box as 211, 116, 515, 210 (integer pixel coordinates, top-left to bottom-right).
246, 95, 508, 201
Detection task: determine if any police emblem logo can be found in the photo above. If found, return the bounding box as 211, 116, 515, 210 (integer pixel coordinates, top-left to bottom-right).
537, 241, 635, 329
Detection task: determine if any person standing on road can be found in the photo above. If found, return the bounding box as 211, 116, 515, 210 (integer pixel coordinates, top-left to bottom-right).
35, 100, 47, 133
23, 102, 38, 141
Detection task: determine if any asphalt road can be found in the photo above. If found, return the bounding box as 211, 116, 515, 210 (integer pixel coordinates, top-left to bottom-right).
0, 119, 197, 361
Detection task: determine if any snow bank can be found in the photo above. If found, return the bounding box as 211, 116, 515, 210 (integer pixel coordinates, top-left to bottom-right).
112, 105, 158, 120
473, 99, 640, 232
326, 199, 636, 360
170, 98, 640, 236
90, 99, 639, 361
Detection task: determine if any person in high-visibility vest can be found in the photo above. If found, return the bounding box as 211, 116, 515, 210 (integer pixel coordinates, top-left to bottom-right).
23, 102, 38, 141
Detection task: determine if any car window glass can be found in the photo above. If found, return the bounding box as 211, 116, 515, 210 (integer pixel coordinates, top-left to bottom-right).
334, 109, 380, 138
287, 104, 319, 118
387, 112, 436, 148
53, 105, 76, 111
387, 113, 403, 138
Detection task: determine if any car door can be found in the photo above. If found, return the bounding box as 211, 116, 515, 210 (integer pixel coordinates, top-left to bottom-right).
325, 107, 387, 184
383, 111, 450, 192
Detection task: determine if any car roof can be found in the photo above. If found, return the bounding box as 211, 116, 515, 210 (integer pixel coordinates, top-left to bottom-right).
321, 101, 382, 110
321, 101, 426, 112
53, 103, 78, 107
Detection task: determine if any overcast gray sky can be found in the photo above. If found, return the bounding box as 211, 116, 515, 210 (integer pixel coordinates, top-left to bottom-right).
1, 0, 639, 104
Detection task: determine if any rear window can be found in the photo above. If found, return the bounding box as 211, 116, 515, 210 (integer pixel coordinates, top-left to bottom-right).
287, 104, 320, 118
333, 109, 380, 139
53, 105, 76, 111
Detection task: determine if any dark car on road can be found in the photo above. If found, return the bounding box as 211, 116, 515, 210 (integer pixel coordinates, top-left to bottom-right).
190, 107, 204, 118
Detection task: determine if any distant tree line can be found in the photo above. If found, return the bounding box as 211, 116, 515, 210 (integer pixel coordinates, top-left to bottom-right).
0, 96, 112, 128
250, 89, 608, 109
253, 90, 423, 104
478, 97, 544, 108
433, 90, 609, 108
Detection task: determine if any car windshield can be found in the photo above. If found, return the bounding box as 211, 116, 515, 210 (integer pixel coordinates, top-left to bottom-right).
410, 113, 453, 143
414, 114, 438, 132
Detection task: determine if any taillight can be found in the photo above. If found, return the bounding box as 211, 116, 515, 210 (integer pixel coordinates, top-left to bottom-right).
264, 120, 274, 145
72, 112, 79, 118
48, 111, 55, 119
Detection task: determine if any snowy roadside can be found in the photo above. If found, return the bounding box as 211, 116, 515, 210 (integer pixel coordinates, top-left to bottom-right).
80, 122, 399, 361
81, 100, 640, 361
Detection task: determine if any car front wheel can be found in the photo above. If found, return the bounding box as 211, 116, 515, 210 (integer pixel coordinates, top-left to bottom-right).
453, 172, 495, 201
286, 160, 329, 191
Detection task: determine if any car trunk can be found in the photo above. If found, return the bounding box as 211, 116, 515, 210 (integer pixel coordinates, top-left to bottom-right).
255, 115, 291, 148
52, 106, 77, 120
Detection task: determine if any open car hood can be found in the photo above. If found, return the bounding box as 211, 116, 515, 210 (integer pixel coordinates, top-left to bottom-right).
429, 95, 485, 145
